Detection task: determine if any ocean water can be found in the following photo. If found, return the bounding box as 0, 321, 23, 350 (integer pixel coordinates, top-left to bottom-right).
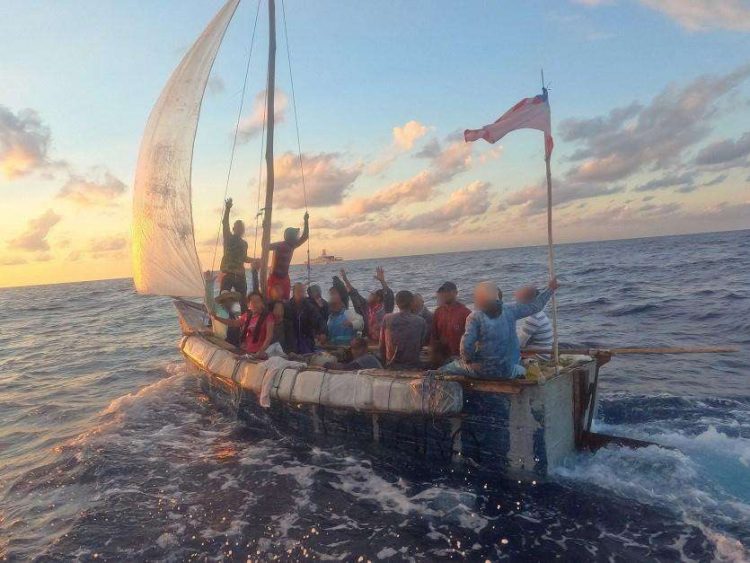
1, 230, 748, 561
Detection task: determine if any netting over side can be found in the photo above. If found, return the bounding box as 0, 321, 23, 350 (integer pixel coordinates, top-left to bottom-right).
132, 0, 241, 296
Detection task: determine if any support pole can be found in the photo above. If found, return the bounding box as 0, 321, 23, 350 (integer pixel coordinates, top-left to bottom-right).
259, 0, 277, 296
545, 154, 560, 372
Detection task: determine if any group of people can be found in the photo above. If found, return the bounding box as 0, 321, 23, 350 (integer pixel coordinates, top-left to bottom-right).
208, 200, 557, 380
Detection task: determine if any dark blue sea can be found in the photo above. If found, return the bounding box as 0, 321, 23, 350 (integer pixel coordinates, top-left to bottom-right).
1, 230, 748, 561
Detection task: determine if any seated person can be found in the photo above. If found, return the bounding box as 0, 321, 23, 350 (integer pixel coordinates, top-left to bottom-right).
431, 281, 471, 358
411, 292, 432, 344
441, 278, 558, 379
379, 290, 426, 369
324, 337, 383, 370
269, 300, 289, 351
211, 292, 275, 357
340, 267, 394, 341
307, 284, 329, 322
287, 282, 325, 354
213, 289, 243, 347
323, 278, 364, 346
515, 285, 553, 359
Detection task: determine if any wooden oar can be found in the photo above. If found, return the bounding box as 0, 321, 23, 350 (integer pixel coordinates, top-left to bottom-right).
524, 346, 738, 356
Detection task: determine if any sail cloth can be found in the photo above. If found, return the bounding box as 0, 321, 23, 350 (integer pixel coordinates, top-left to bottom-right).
132, 0, 241, 297
464, 89, 554, 158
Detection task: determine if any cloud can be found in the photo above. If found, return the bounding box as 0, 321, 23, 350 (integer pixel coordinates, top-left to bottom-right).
1, 256, 26, 266
639, 0, 750, 32
701, 173, 729, 187
7, 209, 61, 252
561, 63, 750, 184
392, 120, 428, 150
503, 178, 625, 216
56, 170, 127, 207
238, 90, 287, 142
694, 132, 750, 166
344, 137, 474, 215
274, 152, 362, 209
0, 105, 53, 180
634, 172, 695, 192
89, 236, 127, 253
396, 181, 492, 231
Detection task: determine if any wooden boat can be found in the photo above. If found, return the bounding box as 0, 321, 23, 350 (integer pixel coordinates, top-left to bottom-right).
175, 300, 605, 478
132, 1, 672, 480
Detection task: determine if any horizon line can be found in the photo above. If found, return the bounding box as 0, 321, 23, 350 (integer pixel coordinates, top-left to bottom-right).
1, 226, 747, 291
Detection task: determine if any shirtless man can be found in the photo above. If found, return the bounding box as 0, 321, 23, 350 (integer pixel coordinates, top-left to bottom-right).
267, 212, 309, 300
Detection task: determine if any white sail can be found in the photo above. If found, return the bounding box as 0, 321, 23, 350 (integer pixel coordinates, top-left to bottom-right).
132, 0, 240, 297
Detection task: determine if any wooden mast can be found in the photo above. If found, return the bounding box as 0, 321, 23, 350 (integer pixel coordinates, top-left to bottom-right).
259, 0, 277, 296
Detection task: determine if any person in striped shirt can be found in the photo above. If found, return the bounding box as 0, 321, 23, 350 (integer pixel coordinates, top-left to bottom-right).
515, 286, 553, 359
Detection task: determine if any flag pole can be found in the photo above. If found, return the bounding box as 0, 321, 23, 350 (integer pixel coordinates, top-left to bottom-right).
542, 78, 560, 374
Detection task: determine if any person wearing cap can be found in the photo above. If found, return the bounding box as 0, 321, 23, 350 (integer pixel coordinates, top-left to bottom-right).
339, 266, 394, 342
322, 276, 364, 346
446, 278, 559, 379
267, 212, 309, 300
220, 198, 254, 299
431, 281, 471, 358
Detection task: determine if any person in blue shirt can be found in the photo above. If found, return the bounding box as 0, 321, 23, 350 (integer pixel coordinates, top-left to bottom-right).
323, 279, 364, 346
441, 277, 558, 379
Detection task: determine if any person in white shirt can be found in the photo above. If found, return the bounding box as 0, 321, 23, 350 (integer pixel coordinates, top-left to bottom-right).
515, 286, 553, 359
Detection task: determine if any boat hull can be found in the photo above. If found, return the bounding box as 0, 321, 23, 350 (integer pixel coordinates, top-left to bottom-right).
179, 330, 597, 478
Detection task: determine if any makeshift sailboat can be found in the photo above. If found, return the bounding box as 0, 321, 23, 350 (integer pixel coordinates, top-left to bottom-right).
133, 0, 728, 477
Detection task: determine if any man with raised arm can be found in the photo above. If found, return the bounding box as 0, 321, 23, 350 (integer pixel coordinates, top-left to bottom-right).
445, 277, 559, 379
267, 212, 309, 300
339, 266, 394, 342
220, 198, 254, 298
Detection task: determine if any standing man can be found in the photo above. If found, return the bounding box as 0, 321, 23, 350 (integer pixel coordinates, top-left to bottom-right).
267, 212, 309, 300
431, 282, 471, 358
220, 198, 253, 298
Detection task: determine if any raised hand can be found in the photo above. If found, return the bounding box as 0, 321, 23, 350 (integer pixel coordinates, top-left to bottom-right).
374, 266, 386, 284
304, 211, 309, 222
339, 268, 348, 281
548, 276, 559, 291
225, 198, 233, 210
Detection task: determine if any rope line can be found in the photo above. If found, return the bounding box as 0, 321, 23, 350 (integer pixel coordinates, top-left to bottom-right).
210, 0, 263, 273
280, 0, 311, 283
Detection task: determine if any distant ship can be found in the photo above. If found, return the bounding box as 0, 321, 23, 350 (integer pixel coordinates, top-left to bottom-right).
309, 249, 343, 265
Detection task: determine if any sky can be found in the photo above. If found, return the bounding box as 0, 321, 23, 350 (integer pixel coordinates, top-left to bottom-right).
1, 0, 750, 288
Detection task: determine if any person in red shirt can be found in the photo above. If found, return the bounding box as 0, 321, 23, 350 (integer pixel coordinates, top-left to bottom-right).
211, 292, 275, 356
431, 281, 471, 358
267, 212, 309, 300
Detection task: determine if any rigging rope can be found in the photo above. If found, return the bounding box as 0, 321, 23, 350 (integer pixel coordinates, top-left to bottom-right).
210, 0, 263, 274
280, 0, 311, 284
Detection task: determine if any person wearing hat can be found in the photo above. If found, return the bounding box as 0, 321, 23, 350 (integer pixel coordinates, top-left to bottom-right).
431, 281, 471, 358
213, 289, 243, 347
339, 266, 394, 342
267, 212, 309, 300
